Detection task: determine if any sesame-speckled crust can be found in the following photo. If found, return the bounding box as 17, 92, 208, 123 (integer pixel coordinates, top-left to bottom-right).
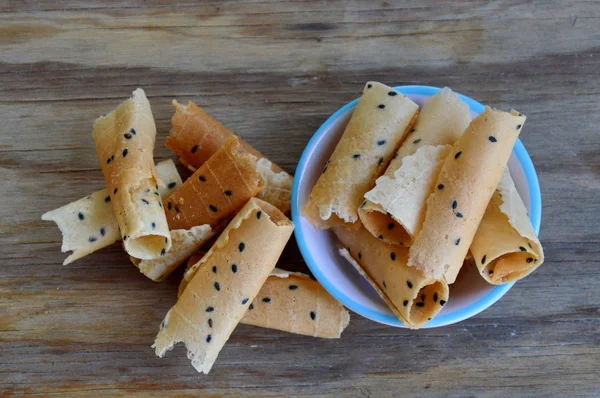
167, 100, 293, 214
470, 169, 544, 284
92, 88, 171, 260
153, 198, 294, 374
359, 88, 471, 245
163, 137, 265, 230
408, 107, 527, 283
42, 159, 182, 265
302, 81, 419, 229
334, 225, 448, 329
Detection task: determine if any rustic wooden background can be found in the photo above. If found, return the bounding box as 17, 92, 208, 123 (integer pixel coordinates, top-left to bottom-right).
1, 0, 599, 396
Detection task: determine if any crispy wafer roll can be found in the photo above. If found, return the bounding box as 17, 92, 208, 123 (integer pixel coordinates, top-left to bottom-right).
470, 169, 544, 284
302, 82, 419, 229
153, 198, 294, 374
334, 225, 448, 329
130, 225, 214, 282
359, 88, 471, 245
93, 88, 171, 260
408, 107, 526, 283
163, 137, 264, 230
41, 160, 182, 265
167, 100, 293, 213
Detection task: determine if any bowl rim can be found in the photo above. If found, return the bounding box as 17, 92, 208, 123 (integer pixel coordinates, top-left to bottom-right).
292, 85, 542, 328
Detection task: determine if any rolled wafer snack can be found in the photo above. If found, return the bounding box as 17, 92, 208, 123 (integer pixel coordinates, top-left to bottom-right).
303, 82, 419, 229
408, 107, 527, 283
163, 137, 264, 230
334, 225, 448, 329
93, 88, 171, 260
41, 160, 182, 265
359, 88, 471, 245
167, 100, 293, 213
153, 198, 294, 374
470, 169, 544, 284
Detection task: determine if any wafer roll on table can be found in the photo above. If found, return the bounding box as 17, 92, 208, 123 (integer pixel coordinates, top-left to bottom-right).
41, 160, 182, 265
334, 225, 448, 328
167, 100, 293, 213
408, 107, 527, 283
302, 82, 419, 229
163, 137, 264, 230
470, 169, 544, 284
93, 88, 171, 260
153, 198, 294, 374
359, 88, 471, 245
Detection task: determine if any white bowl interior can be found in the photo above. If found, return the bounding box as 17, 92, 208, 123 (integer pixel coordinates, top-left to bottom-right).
296, 93, 532, 327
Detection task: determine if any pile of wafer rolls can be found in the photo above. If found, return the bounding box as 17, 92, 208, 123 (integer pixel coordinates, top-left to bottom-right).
43, 89, 349, 374
303, 82, 544, 328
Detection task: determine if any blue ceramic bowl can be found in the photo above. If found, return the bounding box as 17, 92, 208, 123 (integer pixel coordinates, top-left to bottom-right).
292, 85, 541, 328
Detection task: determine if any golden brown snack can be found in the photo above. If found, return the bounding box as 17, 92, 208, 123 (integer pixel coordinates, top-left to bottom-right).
334, 225, 448, 329
359, 88, 471, 245
42, 160, 182, 265
470, 169, 544, 284
163, 137, 264, 230
92, 88, 171, 260
302, 81, 419, 229
153, 198, 294, 374
167, 100, 293, 213
408, 107, 526, 283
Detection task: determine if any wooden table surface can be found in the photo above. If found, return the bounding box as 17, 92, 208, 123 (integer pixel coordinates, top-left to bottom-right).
2, 1, 599, 396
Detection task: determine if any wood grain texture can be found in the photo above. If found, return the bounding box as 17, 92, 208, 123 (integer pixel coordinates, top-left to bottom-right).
1, 0, 599, 396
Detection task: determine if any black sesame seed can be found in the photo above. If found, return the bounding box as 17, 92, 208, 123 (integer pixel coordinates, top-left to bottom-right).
168, 182, 177, 189
416, 302, 425, 307
310, 311, 316, 320
214, 282, 220, 291
378, 235, 384, 240
407, 280, 413, 289
516, 124, 522, 130
433, 292, 438, 303
382, 281, 387, 289
421, 294, 425, 302
124, 133, 132, 139
489, 270, 494, 275
378, 104, 385, 109
262, 297, 271, 303
199, 175, 206, 182
206, 334, 212, 343
440, 300, 446, 306
88, 236, 97, 243
289, 285, 298, 290
386, 212, 392, 217
130, 128, 136, 135
403, 300, 408, 307
242, 298, 249, 304
122, 148, 128, 157
482, 255, 487, 264
161, 248, 166, 256
212, 266, 217, 273
206, 306, 214, 312
249, 303, 254, 310
142, 199, 149, 205
456, 212, 463, 218
167, 202, 172, 210
489, 136, 497, 143
391, 252, 396, 261
123, 235, 128, 241
231, 264, 238, 273
526, 257, 534, 263
165, 237, 168, 243
367, 84, 372, 89
208, 319, 213, 328
388, 91, 397, 96
452, 200, 458, 209
409, 128, 416, 133
257, 211, 262, 220
209, 205, 218, 212
224, 190, 232, 196
534, 259, 538, 263
78, 212, 85, 220
377, 140, 387, 145
519, 246, 527, 252
437, 184, 444, 190
151, 222, 156, 229
158, 201, 163, 208
100, 227, 106, 236
352, 153, 361, 159
413, 139, 422, 144
528, 242, 532, 249
322, 165, 328, 174
393, 153, 398, 159
239, 242, 245, 252
104, 196, 111, 203
155, 184, 158, 190
388, 222, 395, 230
358, 252, 362, 259
154, 191, 159, 196
145, 189, 150, 193
191, 145, 198, 154
455, 238, 461, 245
454, 151, 462, 159
378, 157, 384, 166
107, 157, 112, 164
114, 188, 118, 195
360, 201, 366, 209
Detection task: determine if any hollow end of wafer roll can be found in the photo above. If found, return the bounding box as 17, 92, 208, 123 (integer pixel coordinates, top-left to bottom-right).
358, 204, 412, 247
